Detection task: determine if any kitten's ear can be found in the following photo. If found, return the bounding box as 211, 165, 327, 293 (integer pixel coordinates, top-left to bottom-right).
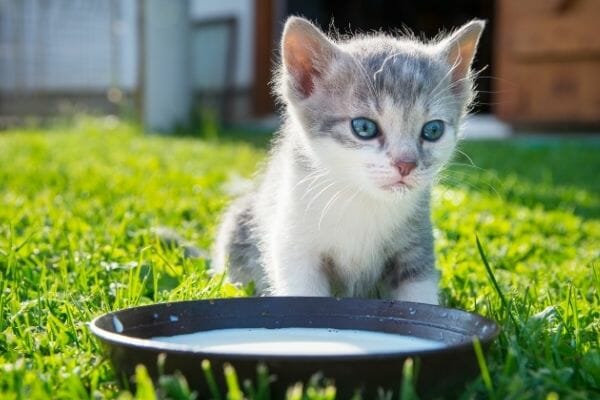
281, 16, 339, 98
439, 20, 485, 85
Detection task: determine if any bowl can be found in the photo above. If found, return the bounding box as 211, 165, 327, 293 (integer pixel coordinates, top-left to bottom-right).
90, 297, 499, 398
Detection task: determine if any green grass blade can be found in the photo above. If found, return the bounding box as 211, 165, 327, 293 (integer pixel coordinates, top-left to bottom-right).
223, 363, 243, 400
134, 365, 157, 400
256, 363, 271, 400
202, 360, 223, 400
475, 235, 520, 336
472, 336, 494, 400
399, 358, 420, 400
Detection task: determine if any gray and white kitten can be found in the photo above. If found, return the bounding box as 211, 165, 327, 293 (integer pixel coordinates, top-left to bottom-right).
212, 17, 484, 304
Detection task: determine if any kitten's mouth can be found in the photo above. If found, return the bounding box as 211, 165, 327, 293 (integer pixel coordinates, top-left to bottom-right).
382, 180, 414, 191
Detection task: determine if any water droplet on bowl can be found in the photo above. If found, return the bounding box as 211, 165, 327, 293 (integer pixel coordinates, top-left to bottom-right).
441, 312, 448, 318
409, 308, 416, 315
169, 315, 179, 322
112, 315, 124, 333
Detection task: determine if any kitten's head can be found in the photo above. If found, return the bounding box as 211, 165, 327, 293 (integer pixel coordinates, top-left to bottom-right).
278, 17, 484, 199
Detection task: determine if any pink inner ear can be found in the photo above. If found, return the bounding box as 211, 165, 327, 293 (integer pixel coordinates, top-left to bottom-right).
287, 53, 319, 97
284, 36, 322, 98
297, 64, 319, 97
299, 67, 317, 97
450, 41, 476, 84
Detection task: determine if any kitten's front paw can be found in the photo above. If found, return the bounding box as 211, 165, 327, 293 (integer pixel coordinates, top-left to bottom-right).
269, 281, 331, 297
393, 279, 439, 305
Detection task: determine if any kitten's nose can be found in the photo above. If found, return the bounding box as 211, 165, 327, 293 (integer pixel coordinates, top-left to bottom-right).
394, 160, 417, 177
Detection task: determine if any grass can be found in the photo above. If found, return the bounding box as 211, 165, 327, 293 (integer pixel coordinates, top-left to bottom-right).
0, 116, 598, 399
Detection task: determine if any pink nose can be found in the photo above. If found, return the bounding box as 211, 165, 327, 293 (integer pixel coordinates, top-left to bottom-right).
394, 160, 417, 177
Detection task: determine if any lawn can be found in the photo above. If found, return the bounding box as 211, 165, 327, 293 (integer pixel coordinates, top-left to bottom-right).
0, 117, 598, 399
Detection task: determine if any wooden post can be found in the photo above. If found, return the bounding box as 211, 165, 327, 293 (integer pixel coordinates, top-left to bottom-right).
253, 0, 275, 116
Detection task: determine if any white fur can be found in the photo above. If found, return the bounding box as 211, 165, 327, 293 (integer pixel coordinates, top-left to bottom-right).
213, 17, 485, 305
255, 118, 428, 299
391, 278, 439, 304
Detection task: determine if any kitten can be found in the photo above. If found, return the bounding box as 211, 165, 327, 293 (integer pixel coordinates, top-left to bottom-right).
212, 16, 484, 304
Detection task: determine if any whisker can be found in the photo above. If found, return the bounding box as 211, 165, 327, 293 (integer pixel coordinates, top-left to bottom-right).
318, 186, 348, 230
445, 162, 487, 172
454, 149, 476, 166
295, 169, 329, 189
373, 51, 403, 83
438, 172, 502, 199
336, 188, 362, 226
353, 59, 379, 101
430, 54, 462, 99
303, 181, 338, 217
301, 174, 333, 200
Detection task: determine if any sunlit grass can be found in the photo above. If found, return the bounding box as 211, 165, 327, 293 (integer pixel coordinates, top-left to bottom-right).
0, 117, 598, 399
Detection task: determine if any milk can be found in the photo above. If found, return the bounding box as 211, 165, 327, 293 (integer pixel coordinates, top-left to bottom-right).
152, 327, 445, 355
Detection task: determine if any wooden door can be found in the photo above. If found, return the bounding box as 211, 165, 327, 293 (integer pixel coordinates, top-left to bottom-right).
494, 0, 600, 125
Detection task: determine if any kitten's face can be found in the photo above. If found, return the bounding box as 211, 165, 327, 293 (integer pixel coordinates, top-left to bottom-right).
280, 17, 484, 199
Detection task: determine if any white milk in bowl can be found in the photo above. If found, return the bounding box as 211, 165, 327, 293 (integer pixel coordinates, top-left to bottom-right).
152, 327, 445, 356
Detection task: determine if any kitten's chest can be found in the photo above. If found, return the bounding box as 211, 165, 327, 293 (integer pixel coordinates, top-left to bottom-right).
301, 191, 417, 286
317, 214, 395, 297
322, 208, 393, 260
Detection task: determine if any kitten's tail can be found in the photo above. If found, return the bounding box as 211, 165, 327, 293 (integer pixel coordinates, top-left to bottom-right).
151, 226, 208, 259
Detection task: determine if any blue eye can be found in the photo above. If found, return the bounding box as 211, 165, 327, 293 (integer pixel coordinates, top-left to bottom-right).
351, 118, 379, 140
421, 120, 445, 142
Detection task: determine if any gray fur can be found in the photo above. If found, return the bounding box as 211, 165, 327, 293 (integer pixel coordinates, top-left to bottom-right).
320, 254, 345, 297
379, 194, 437, 292
212, 194, 268, 294
319, 117, 366, 148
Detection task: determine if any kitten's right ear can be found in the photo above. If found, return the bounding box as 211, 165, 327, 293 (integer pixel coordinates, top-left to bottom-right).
439, 20, 485, 87
281, 16, 339, 98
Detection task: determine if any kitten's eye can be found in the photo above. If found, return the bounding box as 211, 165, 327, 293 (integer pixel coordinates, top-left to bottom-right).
421, 120, 445, 142
351, 118, 379, 140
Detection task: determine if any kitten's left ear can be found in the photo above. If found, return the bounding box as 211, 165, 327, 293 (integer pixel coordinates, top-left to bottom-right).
439, 20, 485, 85
281, 16, 340, 98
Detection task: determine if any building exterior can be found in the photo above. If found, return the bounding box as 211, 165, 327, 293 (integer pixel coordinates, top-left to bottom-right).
0, 0, 261, 130
0, 0, 598, 130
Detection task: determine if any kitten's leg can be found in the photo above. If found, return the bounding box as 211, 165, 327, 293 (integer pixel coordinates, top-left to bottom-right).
382, 240, 439, 304
391, 276, 439, 305
212, 196, 268, 293
267, 249, 331, 296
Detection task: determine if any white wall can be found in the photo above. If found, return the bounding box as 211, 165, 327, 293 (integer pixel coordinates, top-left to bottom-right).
0, 0, 137, 91
0, 0, 257, 123
0, 0, 254, 93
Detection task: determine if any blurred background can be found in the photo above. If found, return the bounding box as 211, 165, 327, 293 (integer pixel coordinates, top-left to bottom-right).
0, 0, 598, 135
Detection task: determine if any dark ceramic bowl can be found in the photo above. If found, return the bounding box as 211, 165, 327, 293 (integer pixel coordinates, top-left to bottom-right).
90, 297, 499, 398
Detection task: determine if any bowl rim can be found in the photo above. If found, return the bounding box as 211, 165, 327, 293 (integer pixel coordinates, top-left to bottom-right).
89, 297, 501, 362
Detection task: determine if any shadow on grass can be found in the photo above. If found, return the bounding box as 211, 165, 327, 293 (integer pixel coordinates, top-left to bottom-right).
447, 138, 600, 219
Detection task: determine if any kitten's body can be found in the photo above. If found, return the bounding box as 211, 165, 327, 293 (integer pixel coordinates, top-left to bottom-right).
213, 17, 484, 303
215, 132, 434, 298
